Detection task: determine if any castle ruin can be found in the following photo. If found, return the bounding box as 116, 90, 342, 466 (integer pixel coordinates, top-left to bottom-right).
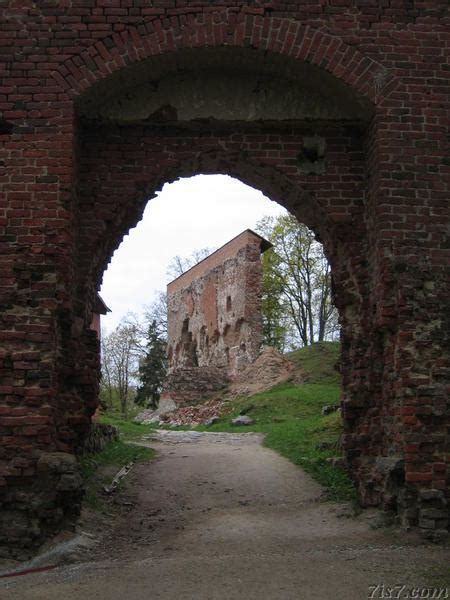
163, 230, 271, 407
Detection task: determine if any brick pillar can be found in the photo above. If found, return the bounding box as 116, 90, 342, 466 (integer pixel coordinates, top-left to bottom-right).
0, 109, 91, 557
346, 109, 450, 535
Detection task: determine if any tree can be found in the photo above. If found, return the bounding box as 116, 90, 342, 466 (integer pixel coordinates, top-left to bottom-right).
166, 247, 214, 280
100, 321, 143, 416
135, 320, 167, 408
260, 246, 288, 351
256, 214, 338, 349
143, 291, 168, 337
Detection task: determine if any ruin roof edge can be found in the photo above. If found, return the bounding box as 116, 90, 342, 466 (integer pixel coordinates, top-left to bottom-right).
167, 229, 272, 289
93, 293, 111, 315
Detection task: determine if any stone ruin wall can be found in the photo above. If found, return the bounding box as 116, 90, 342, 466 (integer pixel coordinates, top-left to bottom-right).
164, 230, 269, 406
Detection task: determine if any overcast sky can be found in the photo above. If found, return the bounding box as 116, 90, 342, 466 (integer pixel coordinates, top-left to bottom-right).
100, 174, 287, 332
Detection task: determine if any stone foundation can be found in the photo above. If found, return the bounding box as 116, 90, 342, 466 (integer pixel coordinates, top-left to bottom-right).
0, 453, 83, 560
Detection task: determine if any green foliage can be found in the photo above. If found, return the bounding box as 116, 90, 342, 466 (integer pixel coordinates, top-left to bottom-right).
256, 213, 338, 349
101, 320, 143, 416
260, 248, 288, 351
98, 386, 143, 419
135, 320, 167, 408
79, 440, 155, 480
99, 414, 159, 440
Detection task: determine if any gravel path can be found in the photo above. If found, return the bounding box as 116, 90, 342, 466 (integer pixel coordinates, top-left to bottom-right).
1, 430, 448, 599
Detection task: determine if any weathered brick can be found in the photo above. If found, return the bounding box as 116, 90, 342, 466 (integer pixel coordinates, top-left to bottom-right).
0, 1, 448, 557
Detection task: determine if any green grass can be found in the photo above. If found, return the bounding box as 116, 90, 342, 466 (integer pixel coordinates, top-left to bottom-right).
80, 438, 156, 510
286, 341, 341, 384
98, 414, 159, 440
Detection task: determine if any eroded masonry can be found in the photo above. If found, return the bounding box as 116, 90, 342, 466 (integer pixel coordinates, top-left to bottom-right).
1, 1, 449, 557
162, 230, 271, 408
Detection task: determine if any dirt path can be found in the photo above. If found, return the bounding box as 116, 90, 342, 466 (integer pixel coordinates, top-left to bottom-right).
1, 430, 448, 600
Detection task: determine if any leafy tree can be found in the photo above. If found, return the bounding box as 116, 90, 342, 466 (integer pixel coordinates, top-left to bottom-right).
135, 320, 167, 408
100, 321, 142, 416
260, 247, 288, 351
256, 214, 338, 349
143, 291, 168, 337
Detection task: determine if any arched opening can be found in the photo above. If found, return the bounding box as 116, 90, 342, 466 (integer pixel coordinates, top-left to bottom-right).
9, 25, 436, 560
69, 42, 377, 516
1, 2, 448, 566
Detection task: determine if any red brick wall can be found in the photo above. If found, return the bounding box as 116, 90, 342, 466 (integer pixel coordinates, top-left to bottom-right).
168, 230, 264, 295
166, 231, 266, 378
0, 2, 449, 555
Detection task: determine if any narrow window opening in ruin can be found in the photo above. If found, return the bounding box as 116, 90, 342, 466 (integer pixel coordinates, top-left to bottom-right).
226, 296, 232, 311
235, 318, 245, 333
182, 318, 189, 335
223, 324, 232, 345
192, 341, 199, 367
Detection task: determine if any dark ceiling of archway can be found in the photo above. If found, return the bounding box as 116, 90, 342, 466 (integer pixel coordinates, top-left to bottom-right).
76, 47, 373, 124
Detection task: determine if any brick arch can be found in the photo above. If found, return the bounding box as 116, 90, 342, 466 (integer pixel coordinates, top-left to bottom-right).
77, 145, 363, 321
52, 11, 391, 105
1, 1, 448, 561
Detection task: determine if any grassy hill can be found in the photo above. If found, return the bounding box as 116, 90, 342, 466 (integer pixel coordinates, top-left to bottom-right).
286, 341, 341, 384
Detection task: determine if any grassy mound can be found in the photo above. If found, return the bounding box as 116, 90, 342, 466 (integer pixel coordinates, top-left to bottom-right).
99, 414, 159, 440
286, 341, 340, 384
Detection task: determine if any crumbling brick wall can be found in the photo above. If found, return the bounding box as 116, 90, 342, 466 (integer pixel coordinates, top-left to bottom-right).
167, 230, 270, 380
1, 1, 449, 555
163, 230, 270, 407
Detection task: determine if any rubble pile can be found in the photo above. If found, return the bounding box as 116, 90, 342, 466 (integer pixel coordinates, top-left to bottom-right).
134, 347, 303, 429
227, 346, 298, 398
134, 398, 225, 427
160, 398, 225, 426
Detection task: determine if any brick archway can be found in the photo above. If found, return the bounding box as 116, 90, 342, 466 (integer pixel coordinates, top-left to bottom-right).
1, 4, 448, 557
52, 12, 393, 105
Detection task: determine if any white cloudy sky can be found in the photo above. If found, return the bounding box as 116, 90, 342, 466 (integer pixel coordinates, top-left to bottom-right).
100, 174, 287, 332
